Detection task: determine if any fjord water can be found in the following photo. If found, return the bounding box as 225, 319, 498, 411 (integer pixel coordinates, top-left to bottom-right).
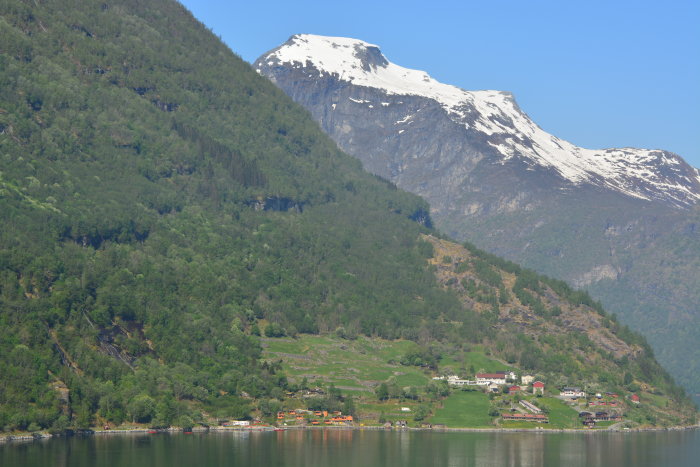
2, 429, 699, 467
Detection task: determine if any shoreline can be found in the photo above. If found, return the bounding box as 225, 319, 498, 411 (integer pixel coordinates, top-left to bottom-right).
2, 422, 698, 444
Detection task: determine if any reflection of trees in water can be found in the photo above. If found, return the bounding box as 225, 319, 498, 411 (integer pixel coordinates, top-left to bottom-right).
3, 430, 698, 466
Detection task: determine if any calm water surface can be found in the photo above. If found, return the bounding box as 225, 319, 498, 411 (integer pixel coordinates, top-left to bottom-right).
2, 429, 699, 467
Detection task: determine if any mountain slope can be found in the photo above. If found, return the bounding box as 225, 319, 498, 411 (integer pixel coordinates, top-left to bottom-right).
256, 34, 700, 208
0, 0, 444, 432
0, 1, 693, 434
255, 34, 700, 392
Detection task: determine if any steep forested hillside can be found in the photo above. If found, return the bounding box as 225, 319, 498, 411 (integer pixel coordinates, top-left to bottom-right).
0, 0, 693, 433
0, 0, 448, 431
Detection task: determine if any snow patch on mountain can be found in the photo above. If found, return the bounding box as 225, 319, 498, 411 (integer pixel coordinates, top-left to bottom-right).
259, 34, 700, 207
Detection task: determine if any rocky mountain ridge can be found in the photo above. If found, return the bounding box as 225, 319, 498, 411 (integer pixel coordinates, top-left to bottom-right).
256, 34, 700, 208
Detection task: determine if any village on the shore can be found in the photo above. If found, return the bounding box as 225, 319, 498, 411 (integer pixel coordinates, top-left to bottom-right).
430, 371, 637, 428
216, 370, 642, 431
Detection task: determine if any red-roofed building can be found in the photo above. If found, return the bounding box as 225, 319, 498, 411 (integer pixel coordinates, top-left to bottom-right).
631, 394, 640, 404
508, 385, 521, 394
533, 381, 545, 395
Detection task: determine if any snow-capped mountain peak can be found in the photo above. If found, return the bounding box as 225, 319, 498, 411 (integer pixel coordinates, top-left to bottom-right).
258, 34, 700, 207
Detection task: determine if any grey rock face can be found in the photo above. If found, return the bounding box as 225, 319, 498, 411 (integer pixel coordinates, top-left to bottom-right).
257, 35, 700, 210
259, 60, 566, 221
255, 35, 700, 392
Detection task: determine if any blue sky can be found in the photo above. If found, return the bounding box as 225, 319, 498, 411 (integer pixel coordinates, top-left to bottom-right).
180, 0, 700, 167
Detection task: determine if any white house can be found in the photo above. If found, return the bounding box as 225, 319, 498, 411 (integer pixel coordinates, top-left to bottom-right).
448, 375, 479, 386
497, 370, 517, 381
521, 375, 535, 386
560, 387, 586, 398
434, 375, 478, 386
476, 373, 507, 385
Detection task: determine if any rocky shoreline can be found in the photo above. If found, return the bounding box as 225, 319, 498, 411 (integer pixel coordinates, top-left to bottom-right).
2, 422, 698, 444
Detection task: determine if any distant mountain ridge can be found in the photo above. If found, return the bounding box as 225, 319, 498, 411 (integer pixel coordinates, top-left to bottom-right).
255, 34, 700, 393
257, 34, 700, 208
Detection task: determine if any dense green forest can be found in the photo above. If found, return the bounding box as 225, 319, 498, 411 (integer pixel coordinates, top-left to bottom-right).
0, 0, 693, 432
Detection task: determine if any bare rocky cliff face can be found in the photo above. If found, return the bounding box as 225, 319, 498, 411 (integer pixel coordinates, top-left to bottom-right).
254, 34, 700, 392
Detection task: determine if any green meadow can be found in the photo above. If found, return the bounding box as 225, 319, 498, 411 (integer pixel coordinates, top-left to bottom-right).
262, 335, 512, 396
429, 391, 493, 428
262, 335, 430, 395
262, 335, 609, 430
499, 397, 580, 429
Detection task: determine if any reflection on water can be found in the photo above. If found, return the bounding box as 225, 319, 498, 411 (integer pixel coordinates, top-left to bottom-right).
2, 428, 698, 467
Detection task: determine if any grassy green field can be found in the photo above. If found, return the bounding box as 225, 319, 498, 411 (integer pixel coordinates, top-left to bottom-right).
263, 336, 514, 393
262, 335, 430, 395
642, 392, 668, 409
262, 335, 592, 429
429, 391, 494, 427
492, 395, 582, 429
537, 397, 580, 428
262, 335, 517, 425
357, 401, 422, 424
593, 420, 617, 428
